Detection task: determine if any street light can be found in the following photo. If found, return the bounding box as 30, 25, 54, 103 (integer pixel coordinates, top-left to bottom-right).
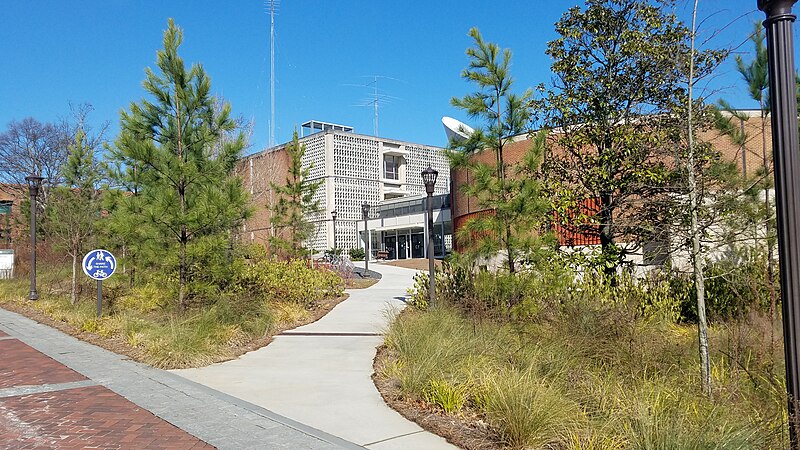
421, 166, 438, 308
331, 210, 338, 252
757, 0, 800, 446
25, 173, 44, 301
362, 202, 371, 276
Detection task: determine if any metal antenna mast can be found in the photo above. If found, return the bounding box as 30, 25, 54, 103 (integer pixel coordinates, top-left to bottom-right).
347, 75, 403, 137
267, 0, 279, 147
371, 76, 379, 136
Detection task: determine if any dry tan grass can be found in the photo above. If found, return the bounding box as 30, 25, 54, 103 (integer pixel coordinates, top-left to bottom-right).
381, 258, 443, 271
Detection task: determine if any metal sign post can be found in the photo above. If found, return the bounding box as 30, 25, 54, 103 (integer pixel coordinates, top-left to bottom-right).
82, 249, 117, 317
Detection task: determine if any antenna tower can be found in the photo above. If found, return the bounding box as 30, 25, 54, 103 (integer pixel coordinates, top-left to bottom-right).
267, 0, 279, 147
350, 75, 402, 136
370, 76, 379, 136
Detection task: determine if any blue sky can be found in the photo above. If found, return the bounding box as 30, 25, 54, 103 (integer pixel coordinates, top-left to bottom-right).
0, 1, 787, 154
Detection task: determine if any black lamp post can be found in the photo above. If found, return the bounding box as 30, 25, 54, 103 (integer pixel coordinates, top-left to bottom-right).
421, 166, 438, 308
331, 210, 338, 252
25, 173, 44, 301
757, 1, 800, 445
362, 202, 371, 276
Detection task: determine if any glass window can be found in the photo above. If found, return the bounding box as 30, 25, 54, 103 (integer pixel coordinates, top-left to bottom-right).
384, 155, 400, 180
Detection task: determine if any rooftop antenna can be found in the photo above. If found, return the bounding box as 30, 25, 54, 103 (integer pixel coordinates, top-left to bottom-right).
346, 75, 403, 136
267, 0, 279, 147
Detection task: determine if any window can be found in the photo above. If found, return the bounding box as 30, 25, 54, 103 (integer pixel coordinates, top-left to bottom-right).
384, 155, 401, 180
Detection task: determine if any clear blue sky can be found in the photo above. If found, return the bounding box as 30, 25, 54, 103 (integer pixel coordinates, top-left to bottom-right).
0, 1, 786, 154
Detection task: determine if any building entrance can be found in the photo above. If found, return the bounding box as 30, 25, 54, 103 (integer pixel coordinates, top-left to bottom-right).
398, 235, 408, 260
385, 236, 397, 260
411, 233, 424, 258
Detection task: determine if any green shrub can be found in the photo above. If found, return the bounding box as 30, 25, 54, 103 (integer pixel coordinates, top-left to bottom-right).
234, 258, 343, 307
116, 282, 171, 313
348, 247, 365, 261
673, 252, 773, 324
406, 272, 430, 310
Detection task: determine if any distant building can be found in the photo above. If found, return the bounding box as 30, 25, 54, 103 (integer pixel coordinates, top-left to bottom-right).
238, 120, 451, 258
450, 110, 774, 271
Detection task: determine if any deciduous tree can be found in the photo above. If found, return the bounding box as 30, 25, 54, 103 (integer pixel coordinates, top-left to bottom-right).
46, 127, 104, 304
543, 0, 689, 278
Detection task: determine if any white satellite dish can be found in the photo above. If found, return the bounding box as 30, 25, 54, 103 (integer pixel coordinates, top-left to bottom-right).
442, 116, 474, 142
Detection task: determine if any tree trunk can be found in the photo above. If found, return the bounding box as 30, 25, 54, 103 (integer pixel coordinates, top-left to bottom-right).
179, 235, 187, 312
506, 224, 515, 273
599, 191, 616, 281
688, 0, 711, 395
71, 251, 78, 305
761, 105, 777, 372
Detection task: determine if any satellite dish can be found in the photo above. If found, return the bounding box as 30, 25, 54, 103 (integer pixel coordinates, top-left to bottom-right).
442, 116, 474, 143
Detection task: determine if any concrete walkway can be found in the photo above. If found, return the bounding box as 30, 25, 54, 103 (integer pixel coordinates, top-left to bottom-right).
174, 263, 456, 450
0, 308, 360, 449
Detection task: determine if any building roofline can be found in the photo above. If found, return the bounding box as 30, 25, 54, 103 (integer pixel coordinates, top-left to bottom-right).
242, 128, 445, 160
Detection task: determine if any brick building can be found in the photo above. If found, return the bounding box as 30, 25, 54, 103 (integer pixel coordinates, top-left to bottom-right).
450, 110, 774, 267
237, 120, 450, 257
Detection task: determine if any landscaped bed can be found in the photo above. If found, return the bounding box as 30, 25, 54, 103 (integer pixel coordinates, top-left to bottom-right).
0, 257, 349, 369
373, 264, 788, 449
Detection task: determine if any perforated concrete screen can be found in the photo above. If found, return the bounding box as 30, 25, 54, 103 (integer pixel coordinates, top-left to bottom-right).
406, 144, 449, 197
242, 126, 449, 253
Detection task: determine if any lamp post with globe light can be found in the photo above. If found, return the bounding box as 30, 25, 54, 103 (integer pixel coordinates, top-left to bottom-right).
421, 166, 438, 308
362, 202, 370, 276
25, 173, 44, 301
331, 210, 338, 252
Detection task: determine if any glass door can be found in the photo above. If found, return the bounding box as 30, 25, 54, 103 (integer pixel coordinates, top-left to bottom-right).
398, 235, 407, 259
385, 236, 397, 260
411, 233, 424, 258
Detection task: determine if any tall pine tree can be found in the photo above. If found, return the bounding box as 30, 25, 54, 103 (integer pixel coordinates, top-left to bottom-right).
269, 129, 322, 258
449, 28, 551, 274
113, 19, 249, 310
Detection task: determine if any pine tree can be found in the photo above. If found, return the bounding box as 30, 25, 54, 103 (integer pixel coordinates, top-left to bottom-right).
449, 28, 551, 274
113, 19, 250, 310
270, 129, 322, 258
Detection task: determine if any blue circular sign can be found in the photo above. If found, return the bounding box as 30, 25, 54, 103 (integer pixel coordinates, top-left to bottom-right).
82, 249, 117, 281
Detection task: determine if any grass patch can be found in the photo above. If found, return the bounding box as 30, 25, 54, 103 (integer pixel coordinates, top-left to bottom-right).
0, 261, 344, 369
345, 277, 380, 289
382, 303, 785, 448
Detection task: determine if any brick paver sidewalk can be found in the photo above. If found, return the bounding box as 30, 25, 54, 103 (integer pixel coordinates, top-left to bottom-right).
0, 333, 213, 449
0, 308, 362, 450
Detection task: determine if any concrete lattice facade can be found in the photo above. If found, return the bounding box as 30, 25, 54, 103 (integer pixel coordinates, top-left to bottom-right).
238, 125, 450, 254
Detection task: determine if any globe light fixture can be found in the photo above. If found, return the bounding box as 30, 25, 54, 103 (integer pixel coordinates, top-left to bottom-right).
25, 173, 44, 301
421, 166, 438, 307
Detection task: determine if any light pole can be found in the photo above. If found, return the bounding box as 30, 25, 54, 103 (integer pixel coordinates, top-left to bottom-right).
757, 0, 800, 445
25, 173, 44, 301
421, 166, 438, 308
331, 210, 338, 252
362, 202, 370, 276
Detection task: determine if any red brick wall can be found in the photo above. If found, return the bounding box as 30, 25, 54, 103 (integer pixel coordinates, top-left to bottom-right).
451, 116, 773, 247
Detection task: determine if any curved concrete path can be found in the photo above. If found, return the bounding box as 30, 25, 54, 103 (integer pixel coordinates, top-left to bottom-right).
173, 263, 456, 450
